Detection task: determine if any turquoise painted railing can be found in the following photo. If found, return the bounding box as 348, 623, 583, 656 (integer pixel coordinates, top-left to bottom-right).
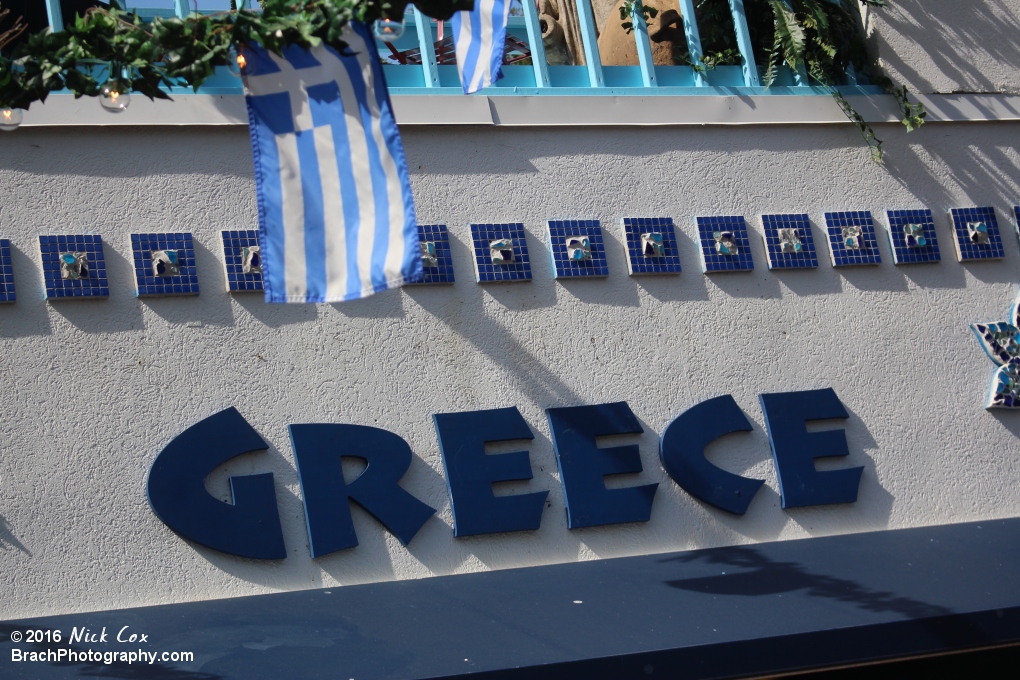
40, 1, 882, 97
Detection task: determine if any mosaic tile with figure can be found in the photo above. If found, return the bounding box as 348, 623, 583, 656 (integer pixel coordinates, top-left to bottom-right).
760, 214, 818, 269
131, 233, 199, 297
414, 224, 455, 284
621, 217, 681, 275
950, 207, 1003, 261
221, 230, 264, 292
885, 209, 940, 264
470, 223, 532, 282
548, 220, 608, 278
39, 234, 110, 299
695, 216, 754, 272
823, 211, 881, 266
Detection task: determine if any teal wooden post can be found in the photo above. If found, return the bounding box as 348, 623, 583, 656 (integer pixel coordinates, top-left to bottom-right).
677, 0, 707, 87
44, 0, 64, 32
522, 0, 551, 87
727, 0, 760, 87
631, 1, 657, 87
575, 0, 604, 87
413, 8, 441, 88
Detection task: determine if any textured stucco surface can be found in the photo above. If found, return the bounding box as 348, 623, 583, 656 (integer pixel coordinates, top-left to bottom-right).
1, 122, 1020, 620
867, 0, 1020, 95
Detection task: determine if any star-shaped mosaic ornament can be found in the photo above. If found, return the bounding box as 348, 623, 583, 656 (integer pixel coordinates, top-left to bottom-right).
972, 291, 1020, 409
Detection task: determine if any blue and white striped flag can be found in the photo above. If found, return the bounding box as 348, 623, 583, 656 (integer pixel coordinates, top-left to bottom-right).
452, 0, 511, 94
242, 23, 422, 303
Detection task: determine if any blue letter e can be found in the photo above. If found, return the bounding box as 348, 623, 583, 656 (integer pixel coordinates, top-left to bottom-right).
433, 407, 548, 537
759, 388, 864, 509
546, 402, 657, 528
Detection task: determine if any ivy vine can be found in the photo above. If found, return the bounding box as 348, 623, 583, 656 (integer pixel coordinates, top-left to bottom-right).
0, 0, 472, 110
1, 0, 925, 161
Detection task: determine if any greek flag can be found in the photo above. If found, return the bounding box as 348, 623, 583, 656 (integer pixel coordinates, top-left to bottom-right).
452, 0, 511, 94
242, 23, 422, 303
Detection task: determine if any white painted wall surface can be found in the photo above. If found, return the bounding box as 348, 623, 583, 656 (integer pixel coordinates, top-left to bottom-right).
867, 0, 1020, 95
1, 120, 1020, 621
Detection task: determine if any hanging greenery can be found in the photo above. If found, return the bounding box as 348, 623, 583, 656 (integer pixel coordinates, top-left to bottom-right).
673, 0, 925, 160
0, 0, 472, 111
0, 0, 924, 159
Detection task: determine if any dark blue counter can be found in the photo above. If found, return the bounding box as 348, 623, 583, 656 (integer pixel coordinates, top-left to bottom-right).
3, 518, 1020, 679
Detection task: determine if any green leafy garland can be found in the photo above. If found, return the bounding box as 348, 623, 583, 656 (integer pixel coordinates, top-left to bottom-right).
673, 0, 926, 160
0, 0, 471, 110
1, 0, 924, 160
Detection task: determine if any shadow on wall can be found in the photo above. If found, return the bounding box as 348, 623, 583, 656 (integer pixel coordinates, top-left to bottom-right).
784, 402, 895, 538
868, 0, 1020, 93
0, 127, 255, 179
140, 240, 237, 328
0, 242, 52, 338
405, 123, 1020, 232
234, 293, 318, 328
404, 228, 585, 411
882, 126, 1020, 211
879, 125, 1020, 282
992, 409, 1020, 439
0, 514, 31, 556
190, 444, 321, 591
48, 244, 146, 334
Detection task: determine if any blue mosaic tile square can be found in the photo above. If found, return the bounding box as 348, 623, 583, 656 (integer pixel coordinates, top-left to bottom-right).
470, 223, 532, 283
221, 230, 264, 293
621, 217, 681, 275
547, 220, 608, 279
823, 211, 881, 266
38, 235, 110, 300
760, 214, 818, 270
1013, 205, 1020, 235
949, 207, 1004, 261
885, 209, 941, 265
415, 224, 455, 285
695, 216, 754, 273
0, 239, 14, 303
131, 232, 200, 297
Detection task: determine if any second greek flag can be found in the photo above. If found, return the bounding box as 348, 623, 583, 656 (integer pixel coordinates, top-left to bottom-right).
452, 0, 511, 94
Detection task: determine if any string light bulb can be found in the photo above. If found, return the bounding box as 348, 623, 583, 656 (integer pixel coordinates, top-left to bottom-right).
373, 17, 405, 43
0, 107, 23, 131
99, 80, 131, 112
227, 46, 246, 77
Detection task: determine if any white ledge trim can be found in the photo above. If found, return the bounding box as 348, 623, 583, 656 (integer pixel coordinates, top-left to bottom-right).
17, 93, 1020, 127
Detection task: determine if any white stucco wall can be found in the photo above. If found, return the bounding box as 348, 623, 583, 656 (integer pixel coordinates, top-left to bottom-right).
1, 119, 1020, 621
866, 0, 1020, 95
